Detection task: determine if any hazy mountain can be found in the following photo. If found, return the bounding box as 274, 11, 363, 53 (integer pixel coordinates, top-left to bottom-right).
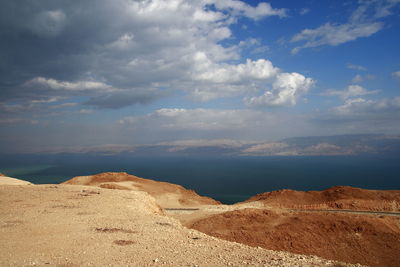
13, 134, 400, 157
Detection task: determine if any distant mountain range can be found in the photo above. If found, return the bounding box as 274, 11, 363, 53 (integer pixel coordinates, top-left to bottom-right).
29, 134, 400, 156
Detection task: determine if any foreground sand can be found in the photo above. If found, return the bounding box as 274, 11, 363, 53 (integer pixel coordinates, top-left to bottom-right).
0, 182, 355, 267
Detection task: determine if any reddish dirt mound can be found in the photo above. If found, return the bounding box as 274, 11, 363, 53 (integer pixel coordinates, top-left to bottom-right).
63, 172, 220, 206
191, 208, 400, 267
246, 186, 400, 211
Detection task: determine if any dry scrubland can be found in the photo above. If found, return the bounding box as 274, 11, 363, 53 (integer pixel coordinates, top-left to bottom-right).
1, 172, 399, 266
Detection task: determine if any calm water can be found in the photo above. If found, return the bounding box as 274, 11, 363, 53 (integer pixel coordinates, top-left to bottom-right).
1, 154, 399, 204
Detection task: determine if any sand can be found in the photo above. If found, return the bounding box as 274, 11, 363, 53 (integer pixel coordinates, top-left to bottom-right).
0, 175, 33, 186
0, 181, 355, 267
4, 173, 398, 266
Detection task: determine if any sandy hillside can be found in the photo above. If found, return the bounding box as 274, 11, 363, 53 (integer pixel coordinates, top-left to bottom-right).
0, 174, 33, 185
63, 172, 219, 208
180, 186, 400, 267
0, 182, 353, 267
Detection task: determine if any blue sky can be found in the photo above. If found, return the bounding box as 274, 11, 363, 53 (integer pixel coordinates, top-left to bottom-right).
0, 0, 399, 153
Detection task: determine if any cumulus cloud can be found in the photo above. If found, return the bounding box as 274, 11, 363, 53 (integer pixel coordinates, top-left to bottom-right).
324, 85, 379, 100
0, 0, 299, 111
291, 0, 399, 53
192, 56, 279, 84
244, 72, 315, 107
212, 0, 287, 19
188, 54, 313, 103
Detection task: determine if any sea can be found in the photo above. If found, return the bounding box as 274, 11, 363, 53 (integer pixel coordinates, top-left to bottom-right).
1, 154, 399, 204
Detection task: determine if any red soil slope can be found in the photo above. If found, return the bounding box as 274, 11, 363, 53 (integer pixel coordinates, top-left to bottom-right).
191, 208, 400, 267
245, 186, 400, 211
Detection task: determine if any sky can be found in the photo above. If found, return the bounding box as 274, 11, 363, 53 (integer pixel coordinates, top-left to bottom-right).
0, 0, 400, 154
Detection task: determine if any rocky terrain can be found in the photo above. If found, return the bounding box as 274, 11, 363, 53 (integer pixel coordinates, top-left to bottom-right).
2, 172, 399, 266
0, 175, 352, 267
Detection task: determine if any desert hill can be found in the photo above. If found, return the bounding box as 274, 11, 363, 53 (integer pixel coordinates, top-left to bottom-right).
0, 173, 33, 185
63, 172, 220, 208
187, 186, 400, 267
0, 178, 347, 266
63, 173, 400, 266
244, 186, 400, 211
190, 208, 400, 267
2, 172, 400, 266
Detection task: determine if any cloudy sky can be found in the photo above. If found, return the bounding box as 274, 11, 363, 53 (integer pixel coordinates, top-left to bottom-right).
1, 0, 400, 153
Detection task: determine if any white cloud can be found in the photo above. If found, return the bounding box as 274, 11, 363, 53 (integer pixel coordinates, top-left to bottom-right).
238, 38, 269, 54
22, 77, 166, 109
350, 74, 375, 83
334, 97, 400, 115
212, 0, 287, 19
183, 40, 313, 104
291, 22, 383, 54
392, 71, 400, 79
347, 63, 367, 71
324, 85, 379, 100
192, 56, 279, 83
291, 0, 400, 53
3, 0, 292, 110
31, 97, 64, 104
245, 72, 315, 107
24, 77, 118, 93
